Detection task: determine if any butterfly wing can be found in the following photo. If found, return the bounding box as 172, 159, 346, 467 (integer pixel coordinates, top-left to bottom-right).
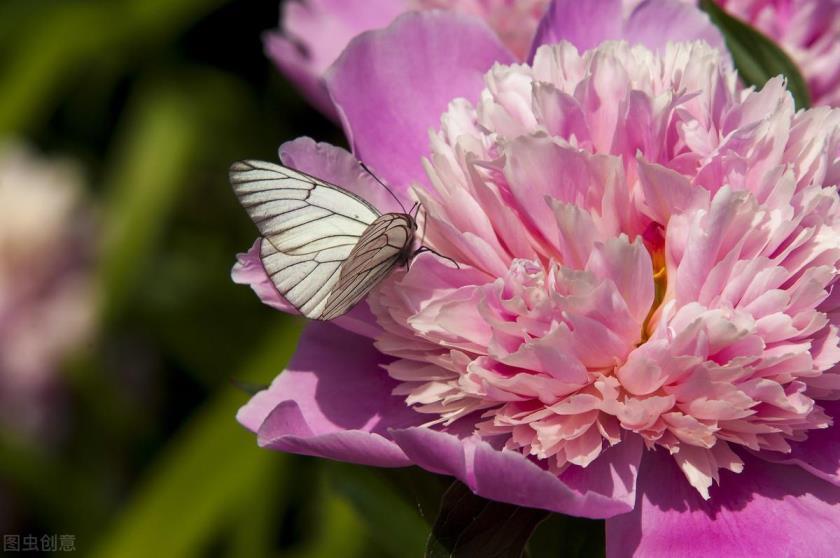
320, 214, 415, 320
231, 160, 381, 319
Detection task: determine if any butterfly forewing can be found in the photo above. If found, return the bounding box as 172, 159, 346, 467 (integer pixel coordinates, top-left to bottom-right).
231, 160, 385, 319
320, 214, 415, 320
231, 160, 379, 252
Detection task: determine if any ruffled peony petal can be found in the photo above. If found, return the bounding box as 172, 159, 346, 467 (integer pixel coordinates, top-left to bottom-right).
530, 0, 724, 60
606, 449, 840, 557
504, 136, 633, 255
758, 399, 840, 488
370, 40, 840, 498
237, 322, 423, 466
636, 158, 709, 223
389, 427, 639, 517
326, 11, 514, 190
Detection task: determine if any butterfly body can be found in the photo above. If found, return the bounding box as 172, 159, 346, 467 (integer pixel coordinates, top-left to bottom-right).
231, 160, 418, 320
321, 212, 416, 320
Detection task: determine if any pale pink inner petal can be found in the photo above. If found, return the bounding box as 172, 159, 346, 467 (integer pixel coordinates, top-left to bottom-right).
366, 41, 840, 498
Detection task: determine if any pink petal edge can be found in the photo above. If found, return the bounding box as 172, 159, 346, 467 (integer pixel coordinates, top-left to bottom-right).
326, 10, 515, 189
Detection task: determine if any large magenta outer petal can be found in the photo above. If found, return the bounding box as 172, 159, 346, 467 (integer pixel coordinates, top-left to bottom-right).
389, 428, 641, 518
759, 400, 840, 488
559, 435, 644, 510
237, 322, 422, 467
530, 0, 624, 58
278, 136, 404, 214
529, 0, 725, 61
264, 0, 407, 118
264, 33, 337, 119
326, 11, 514, 190
606, 449, 840, 558
622, 0, 725, 53
238, 322, 643, 515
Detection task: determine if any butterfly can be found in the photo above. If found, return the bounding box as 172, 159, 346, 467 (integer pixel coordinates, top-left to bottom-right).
230, 159, 443, 321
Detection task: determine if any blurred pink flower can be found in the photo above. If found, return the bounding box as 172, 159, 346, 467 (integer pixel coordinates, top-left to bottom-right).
266, 0, 723, 117
714, 0, 840, 107
0, 142, 94, 439
236, 11, 840, 558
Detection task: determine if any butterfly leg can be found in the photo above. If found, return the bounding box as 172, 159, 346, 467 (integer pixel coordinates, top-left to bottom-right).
412, 246, 460, 269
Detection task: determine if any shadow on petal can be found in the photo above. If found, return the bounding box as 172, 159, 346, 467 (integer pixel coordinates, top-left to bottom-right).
607, 448, 840, 557
390, 427, 641, 518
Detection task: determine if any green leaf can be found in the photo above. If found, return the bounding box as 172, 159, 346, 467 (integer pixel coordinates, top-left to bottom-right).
426, 482, 549, 558
700, 0, 810, 109
527, 514, 605, 558
325, 463, 431, 557
92, 321, 300, 558
374, 467, 450, 525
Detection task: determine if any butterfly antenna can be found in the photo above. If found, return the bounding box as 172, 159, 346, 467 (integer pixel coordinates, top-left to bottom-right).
360, 161, 407, 214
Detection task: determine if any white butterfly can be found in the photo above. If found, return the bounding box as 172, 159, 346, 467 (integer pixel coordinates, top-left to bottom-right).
230, 159, 424, 320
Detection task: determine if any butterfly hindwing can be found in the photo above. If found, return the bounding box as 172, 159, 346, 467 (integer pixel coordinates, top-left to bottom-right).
320, 214, 414, 320
259, 237, 350, 318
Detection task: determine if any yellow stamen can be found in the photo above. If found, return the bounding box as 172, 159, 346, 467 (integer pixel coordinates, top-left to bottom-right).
640, 248, 667, 344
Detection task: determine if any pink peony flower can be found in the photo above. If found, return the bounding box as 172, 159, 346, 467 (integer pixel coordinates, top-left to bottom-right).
713, 0, 840, 107
0, 141, 95, 439
266, 0, 723, 118
236, 11, 840, 558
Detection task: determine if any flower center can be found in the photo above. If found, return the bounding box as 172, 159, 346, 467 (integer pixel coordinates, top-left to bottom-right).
640, 247, 667, 344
